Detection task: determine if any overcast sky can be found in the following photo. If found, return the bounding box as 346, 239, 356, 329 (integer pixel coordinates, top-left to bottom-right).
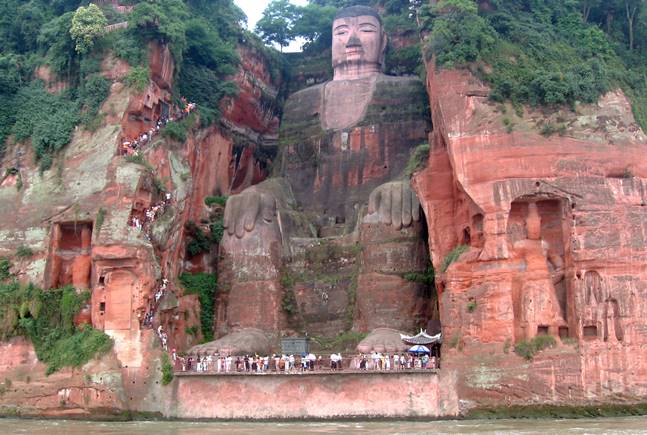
234, 0, 308, 52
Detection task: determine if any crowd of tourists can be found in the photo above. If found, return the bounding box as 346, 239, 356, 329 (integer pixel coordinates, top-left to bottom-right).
141, 277, 169, 329
157, 324, 169, 351
129, 192, 172, 234
134, 195, 173, 334
173, 351, 439, 374
120, 98, 196, 156
356, 352, 439, 370
174, 352, 338, 373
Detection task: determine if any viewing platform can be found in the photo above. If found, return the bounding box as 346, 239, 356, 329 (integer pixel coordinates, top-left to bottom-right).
174, 368, 440, 377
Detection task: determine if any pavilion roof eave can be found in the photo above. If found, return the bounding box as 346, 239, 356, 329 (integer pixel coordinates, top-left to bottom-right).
400, 330, 442, 345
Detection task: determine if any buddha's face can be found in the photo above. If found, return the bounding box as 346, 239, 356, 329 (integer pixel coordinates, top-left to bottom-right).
332, 15, 386, 79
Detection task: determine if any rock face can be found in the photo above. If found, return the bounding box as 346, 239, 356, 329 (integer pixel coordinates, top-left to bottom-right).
413, 65, 647, 406
1, 19, 647, 417
0, 39, 283, 417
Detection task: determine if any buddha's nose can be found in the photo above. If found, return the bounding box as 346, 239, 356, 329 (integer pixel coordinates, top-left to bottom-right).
346, 34, 362, 48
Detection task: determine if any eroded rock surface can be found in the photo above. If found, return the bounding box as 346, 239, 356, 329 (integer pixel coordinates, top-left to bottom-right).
0, 38, 283, 417
413, 65, 647, 407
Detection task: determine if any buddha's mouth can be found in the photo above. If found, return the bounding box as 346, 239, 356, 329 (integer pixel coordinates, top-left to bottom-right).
345, 47, 363, 56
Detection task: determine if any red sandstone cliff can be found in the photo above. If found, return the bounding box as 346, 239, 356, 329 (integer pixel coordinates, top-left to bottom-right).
412, 63, 647, 409
1, 31, 647, 418
0, 39, 283, 417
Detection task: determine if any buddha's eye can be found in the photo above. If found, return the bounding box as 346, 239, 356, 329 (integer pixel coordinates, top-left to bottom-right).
334, 27, 349, 36
359, 24, 377, 33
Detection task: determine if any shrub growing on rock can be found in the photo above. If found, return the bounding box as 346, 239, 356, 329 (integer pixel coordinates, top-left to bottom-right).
0, 282, 113, 374
514, 335, 557, 361
179, 273, 216, 342
161, 353, 173, 385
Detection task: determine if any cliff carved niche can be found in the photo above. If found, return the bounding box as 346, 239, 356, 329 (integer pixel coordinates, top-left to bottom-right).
580, 271, 623, 342
91, 262, 142, 332
508, 197, 571, 341
46, 222, 93, 290
469, 212, 484, 249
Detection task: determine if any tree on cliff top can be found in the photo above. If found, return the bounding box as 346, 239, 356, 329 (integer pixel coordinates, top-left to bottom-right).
291, 3, 337, 51
256, 0, 299, 51
425, 0, 495, 67
70, 4, 107, 54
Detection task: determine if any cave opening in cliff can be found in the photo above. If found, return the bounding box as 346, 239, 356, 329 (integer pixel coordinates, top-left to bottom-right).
508, 195, 572, 341
47, 222, 93, 289
471, 213, 484, 248
417, 206, 441, 329
583, 325, 598, 338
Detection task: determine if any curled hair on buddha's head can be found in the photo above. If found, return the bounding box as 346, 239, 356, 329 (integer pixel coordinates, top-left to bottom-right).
334, 5, 382, 24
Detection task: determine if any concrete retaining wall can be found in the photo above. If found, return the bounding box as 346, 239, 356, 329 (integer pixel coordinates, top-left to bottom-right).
168, 371, 459, 419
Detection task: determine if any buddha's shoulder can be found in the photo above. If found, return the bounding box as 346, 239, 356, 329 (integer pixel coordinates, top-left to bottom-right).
281, 84, 325, 130
284, 84, 325, 113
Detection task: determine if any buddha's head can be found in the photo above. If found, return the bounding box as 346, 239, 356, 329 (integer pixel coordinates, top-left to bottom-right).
331, 6, 387, 80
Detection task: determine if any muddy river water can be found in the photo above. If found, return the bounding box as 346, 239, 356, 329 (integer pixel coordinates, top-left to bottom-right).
1, 416, 646, 434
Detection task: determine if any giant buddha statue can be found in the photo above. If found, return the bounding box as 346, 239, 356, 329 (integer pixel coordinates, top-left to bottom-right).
210, 6, 433, 354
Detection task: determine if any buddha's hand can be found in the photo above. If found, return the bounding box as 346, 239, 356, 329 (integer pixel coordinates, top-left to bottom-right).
367, 180, 420, 230
223, 187, 277, 239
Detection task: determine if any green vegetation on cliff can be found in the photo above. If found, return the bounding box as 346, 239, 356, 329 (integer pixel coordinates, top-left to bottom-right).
0, 0, 265, 163
0, 0, 117, 164
423, 0, 647, 129
179, 272, 216, 342
259, 0, 647, 130
160, 353, 174, 385
0, 266, 112, 374
441, 244, 469, 272
514, 334, 556, 360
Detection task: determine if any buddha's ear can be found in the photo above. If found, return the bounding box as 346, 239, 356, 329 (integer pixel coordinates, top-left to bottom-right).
379, 30, 388, 70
